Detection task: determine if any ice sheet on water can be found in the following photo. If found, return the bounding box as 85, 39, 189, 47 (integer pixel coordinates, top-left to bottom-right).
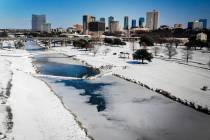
43, 75, 210, 140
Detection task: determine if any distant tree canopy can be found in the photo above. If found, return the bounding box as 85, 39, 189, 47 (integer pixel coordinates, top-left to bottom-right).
133, 28, 210, 39
73, 39, 92, 50
26, 31, 62, 37
0, 31, 8, 37
103, 31, 123, 37
104, 38, 126, 46
139, 36, 154, 46
133, 49, 153, 64
185, 36, 208, 50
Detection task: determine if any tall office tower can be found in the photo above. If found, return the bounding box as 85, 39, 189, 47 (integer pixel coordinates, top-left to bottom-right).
110, 21, 120, 33
100, 18, 106, 23
108, 16, 114, 32
83, 15, 96, 35
193, 21, 203, 29
139, 17, 145, 28
199, 19, 208, 29
32, 14, 46, 32
188, 22, 193, 29
131, 19, 137, 28
146, 10, 160, 30
124, 16, 129, 30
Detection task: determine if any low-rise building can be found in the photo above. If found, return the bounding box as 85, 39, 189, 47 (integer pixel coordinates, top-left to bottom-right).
196, 32, 207, 41
42, 23, 51, 33
73, 24, 83, 33
174, 24, 183, 29
110, 21, 120, 33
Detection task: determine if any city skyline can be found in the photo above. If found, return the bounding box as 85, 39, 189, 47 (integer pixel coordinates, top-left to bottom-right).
0, 0, 210, 29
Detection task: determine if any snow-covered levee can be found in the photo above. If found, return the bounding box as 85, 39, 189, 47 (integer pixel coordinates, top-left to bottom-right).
0, 42, 90, 140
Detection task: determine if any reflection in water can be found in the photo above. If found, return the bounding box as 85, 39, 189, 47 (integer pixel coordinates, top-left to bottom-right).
37, 61, 97, 78
55, 79, 112, 112
34, 54, 98, 78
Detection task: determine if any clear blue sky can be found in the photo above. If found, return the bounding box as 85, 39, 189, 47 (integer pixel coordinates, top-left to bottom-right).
0, 0, 210, 29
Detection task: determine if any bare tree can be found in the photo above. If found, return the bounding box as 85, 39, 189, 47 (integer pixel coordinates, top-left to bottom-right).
103, 48, 110, 56
153, 47, 160, 56
164, 44, 177, 59
92, 45, 99, 56
182, 46, 193, 63
0, 42, 3, 49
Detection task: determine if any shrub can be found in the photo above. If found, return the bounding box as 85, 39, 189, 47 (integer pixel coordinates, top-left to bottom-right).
104, 38, 113, 44
73, 39, 92, 50
104, 38, 126, 46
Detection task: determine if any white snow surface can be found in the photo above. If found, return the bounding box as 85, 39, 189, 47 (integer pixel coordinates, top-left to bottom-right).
1, 46, 90, 140
53, 43, 210, 109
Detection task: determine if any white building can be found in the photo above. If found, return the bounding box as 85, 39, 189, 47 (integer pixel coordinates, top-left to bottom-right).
146, 10, 160, 30
196, 33, 207, 41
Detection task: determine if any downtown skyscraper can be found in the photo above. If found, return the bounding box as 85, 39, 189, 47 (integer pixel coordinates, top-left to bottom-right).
108, 16, 114, 32
139, 17, 145, 28
131, 19, 137, 28
124, 16, 129, 30
83, 15, 96, 35
32, 14, 51, 32
146, 10, 160, 30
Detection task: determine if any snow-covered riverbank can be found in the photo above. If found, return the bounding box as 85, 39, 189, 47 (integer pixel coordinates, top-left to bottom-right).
0, 47, 90, 140
52, 43, 210, 112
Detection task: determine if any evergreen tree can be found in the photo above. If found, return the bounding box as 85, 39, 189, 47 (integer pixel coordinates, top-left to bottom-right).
133, 49, 153, 64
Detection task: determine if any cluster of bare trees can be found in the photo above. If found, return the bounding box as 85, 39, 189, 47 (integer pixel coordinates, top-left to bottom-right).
163, 44, 178, 59
151, 40, 194, 63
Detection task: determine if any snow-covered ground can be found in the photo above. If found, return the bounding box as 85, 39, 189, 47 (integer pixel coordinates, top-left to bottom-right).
52, 43, 210, 111
0, 43, 90, 140
0, 55, 13, 139
155, 45, 210, 69
43, 75, 210, 140
1, 40, 210, 140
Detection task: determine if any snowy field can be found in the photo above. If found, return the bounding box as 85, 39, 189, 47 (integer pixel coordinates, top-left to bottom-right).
52, 42, 210, 111
0, 42, 90, 140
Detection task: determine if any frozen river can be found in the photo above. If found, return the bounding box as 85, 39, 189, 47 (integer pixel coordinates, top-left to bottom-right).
28, 42, 210, 140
